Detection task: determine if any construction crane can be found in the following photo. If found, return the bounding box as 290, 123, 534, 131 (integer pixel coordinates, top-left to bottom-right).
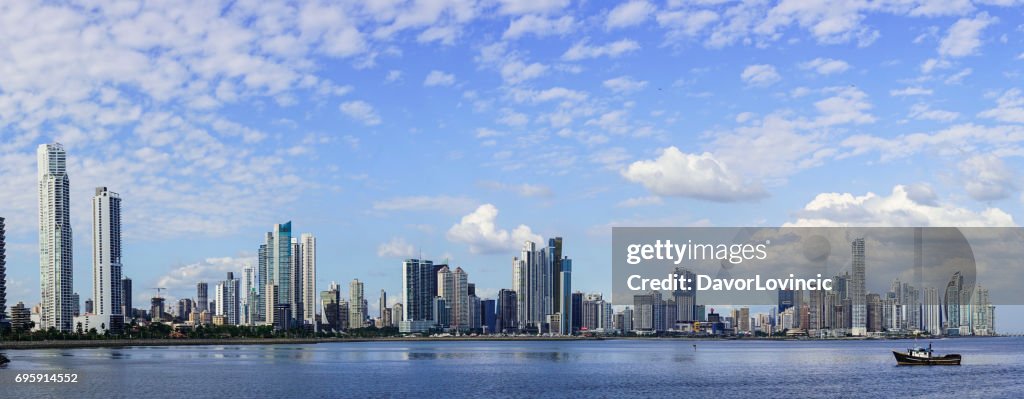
151, 287, 166, 299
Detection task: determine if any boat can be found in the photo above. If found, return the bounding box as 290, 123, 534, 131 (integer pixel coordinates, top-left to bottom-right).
0, 354, 9, 366
892, 343, 960, 365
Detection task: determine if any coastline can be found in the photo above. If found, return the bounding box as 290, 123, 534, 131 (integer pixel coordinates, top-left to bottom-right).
0, 335, 1008, 350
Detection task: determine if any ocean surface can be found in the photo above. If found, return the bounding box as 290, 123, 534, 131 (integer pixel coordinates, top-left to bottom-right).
1, 338, 1022, 398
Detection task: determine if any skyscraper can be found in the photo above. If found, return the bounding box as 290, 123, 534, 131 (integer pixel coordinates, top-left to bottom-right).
513, 241, 544, 330
197, 282, 209, 313
378, 289, 387, 319
548, 237, 563, 319
349, 279, 365, 329
558, 258, 572, 335
321, 282, 342, 331
121, 277, 132, 321
850, 238, 866, 336
300, 233, 316, 326
38, 143, 74, 332
401, 258, 437, 333
673, 267, 697, 322
944, 271, 963, 333
92, 187, 124, 333
497, 288, 517, 333
290, 237, 302, 324
259, 222, 294, 327
437, 266, 469, 331
0, 216, 6, 325
241, 265, 255, 325
216, 272, 240, 325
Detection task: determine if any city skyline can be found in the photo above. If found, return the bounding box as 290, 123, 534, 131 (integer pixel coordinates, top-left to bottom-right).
1, 2, 1024, 333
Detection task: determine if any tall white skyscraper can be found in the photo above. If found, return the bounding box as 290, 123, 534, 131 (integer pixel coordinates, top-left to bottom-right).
851, 238, 866, 336
241, 264, 254, 325
300, 233, 316, 326
38, 143, 74, 332
437, 266, 469, 331
91, 187, 123, 333
349, 279, 365, 328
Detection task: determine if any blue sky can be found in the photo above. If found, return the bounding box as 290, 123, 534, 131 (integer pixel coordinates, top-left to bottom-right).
1, 1, 1023, 331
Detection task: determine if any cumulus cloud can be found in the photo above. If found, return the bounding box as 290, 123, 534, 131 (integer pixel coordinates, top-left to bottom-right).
446, 204, 542, 253
786, 185, 1015, 227
960, 154, 1018, 201
603, 76, 648, 93
799, 58, 850, 75
890, 87, 934, 97
741, 64, 781, 87
423, 70, 456, 87
339, 100, 382, 125
154, 255, 256, 300
908, 103, 959, 122
503, 15, 574, 39
606, 1, 656, 30
562, 39, 640, 61
978, 88, 1024, 123
377, 237, 417, 258
621, 147, 766, 202
938, 13, 996, 58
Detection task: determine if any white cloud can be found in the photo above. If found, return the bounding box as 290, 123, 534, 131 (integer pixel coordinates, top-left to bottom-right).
786, 185, 1016, 227
978, 88, 1024, 123
377, 237, 417, 258
944, 68, 972, 84
603, 76, 648, 93
616, 196, 664, 207
799, 57, 850, 75
741, 64, 781, 87
562, 39, 640, 61
621, 147, 766, 202
339, 100, 382, 125
501, 60, 548, 84
908, 103, 959, 122
373, 195, 478, 214
446, 204, 542, 254
606, 1, 656, 30
840, 123, 1024, 161
424, 70, 456, 86
479, 181, 554, 198
920, 58, 952, 74
938, 13, 996, 57
503, 15, 574, 40
495, 0, 570, 15
960, 154, 1018, 201
385, 69, 403, 82
657, 9, 719, 39
155, 256, 255, 298
890, 87, 934, 96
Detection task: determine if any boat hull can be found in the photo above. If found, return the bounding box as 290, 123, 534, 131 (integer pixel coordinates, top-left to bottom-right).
893, 351, 961, 365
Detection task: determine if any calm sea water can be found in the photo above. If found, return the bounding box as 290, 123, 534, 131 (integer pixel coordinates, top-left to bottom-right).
1, 338, 1022, 398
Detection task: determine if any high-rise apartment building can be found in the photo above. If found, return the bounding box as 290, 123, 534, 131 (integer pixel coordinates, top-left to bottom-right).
38, 143, 74, 332
300, 233, 316, 326
216, 272, 240, 325
401, 258, 438, 333
91, 187, 124, 333
349, 279, 365, 329
851, 238, 867, 336
0, 217, 6, 325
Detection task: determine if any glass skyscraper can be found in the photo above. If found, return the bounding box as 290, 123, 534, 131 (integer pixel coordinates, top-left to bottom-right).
38, 143, 74, 332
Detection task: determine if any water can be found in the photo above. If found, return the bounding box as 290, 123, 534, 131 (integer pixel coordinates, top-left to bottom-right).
1, 338, 1022, 398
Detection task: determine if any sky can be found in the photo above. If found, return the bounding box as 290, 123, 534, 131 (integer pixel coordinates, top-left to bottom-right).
1, 0, 1023, 332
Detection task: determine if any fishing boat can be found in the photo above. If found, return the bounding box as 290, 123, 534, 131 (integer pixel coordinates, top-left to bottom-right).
892, 343, 960, 365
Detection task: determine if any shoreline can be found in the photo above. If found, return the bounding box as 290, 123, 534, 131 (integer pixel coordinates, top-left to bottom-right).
0, 335, 1010, 350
